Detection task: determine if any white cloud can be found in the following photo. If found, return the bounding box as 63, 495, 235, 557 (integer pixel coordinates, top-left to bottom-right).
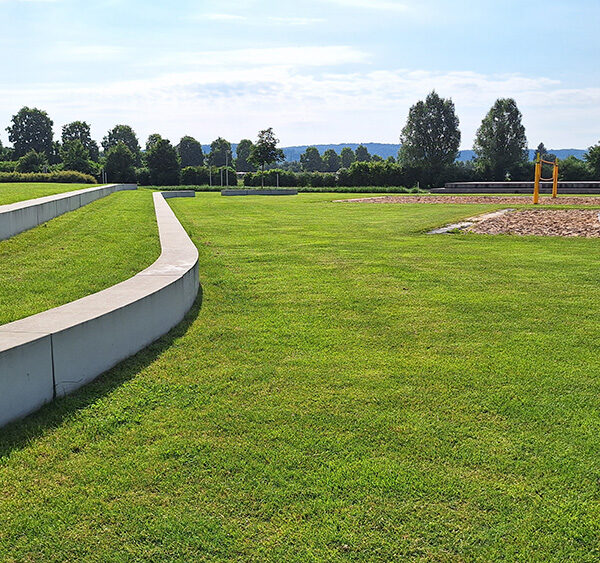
324, 0, 409, 12
152, 46, 369, 68
203, 13, 246, 21
267, 17, 326, 25
0, 66, 598, 149
46, 43, 123, 62
194, 13, 325, 26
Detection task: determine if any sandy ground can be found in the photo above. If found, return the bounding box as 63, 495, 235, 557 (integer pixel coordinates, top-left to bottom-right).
338, 195, 600, 206
467, 209, 600, 237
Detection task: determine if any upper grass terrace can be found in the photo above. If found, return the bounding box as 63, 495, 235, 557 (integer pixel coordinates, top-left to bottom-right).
0, 188, 158, 325
0, 183, 102, 206
1, 187, 600, 560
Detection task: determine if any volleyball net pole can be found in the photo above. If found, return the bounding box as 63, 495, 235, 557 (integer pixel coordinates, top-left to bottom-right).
533, 155, 559, 204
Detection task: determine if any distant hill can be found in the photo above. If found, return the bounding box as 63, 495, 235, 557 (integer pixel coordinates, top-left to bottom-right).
202, 143, 587, 163
280, 143, 402, 161
460, 149, 587, 162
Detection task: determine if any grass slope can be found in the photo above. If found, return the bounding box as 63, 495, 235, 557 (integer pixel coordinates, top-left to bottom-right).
0, 190, 159, 325
1, 193, 600, 561
0, 183, 99, 206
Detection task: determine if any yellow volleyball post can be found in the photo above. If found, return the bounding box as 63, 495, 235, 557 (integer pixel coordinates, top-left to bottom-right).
552, 159, 559, 199
533, 155, 541, 204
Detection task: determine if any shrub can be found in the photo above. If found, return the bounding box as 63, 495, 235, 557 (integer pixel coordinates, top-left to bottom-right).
560, 156, 594, 181
245, 166, 418, 189
136, 167, 151, 185
0, 171, 97, 183
316, 173, 336, 187
180, 166, 200, 185
16, 150, 48, 173
243, 169, 298, 187
337, 161, 412, 187
59, 140, 93, 174
0, 161, 17, 173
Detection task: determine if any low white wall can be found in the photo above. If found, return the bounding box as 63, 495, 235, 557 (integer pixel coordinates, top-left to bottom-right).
0, 190, 199, 428
0, 183, 137, 241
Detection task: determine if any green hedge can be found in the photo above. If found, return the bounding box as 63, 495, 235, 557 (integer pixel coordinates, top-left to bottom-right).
243, 163, 422, 188
180, 166, 237, 186
0, 171, 97, 184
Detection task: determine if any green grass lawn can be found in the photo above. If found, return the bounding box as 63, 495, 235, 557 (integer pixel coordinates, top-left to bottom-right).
0, 190, 158, 324
0, 183, 100, 206
1, 192, 600, 561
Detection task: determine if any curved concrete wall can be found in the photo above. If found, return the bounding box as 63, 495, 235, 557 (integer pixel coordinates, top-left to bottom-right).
0, 183, 137, 241
0, 190, 199, 427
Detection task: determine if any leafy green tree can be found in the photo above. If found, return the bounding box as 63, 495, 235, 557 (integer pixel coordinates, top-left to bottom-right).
60, 140, 92, 174
236, 139, 255, 172
16, 149, 48, 173
584, 141, 600, 179
536, 142, 556, 163
177, 136, 204, 167
146, 138, 181, 185
280, 160, 302, 172
102, 125, 141, 164
355, 145, 371, 162
0, 139, 13, 161
249, 128, 284, 186
7, 107, 54, 158
145, 133, 163, 152
340, 147, 355, 168
535, 142, 546, 160
560, 155, 593, 181
208, 137, 233, 167
105, 142, 136, 183
62, 121, 99, 161
48, 141, 63, 165
473, 98, 528, 180
399, 91, 460, 184
300, 147, 323, 172
322, 149, 341, 172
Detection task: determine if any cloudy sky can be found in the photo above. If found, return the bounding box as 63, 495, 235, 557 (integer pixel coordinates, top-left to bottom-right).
1, 0, 598, 149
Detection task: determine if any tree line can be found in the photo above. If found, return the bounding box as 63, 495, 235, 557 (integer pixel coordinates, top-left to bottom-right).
0, 107, 285, 185
1, 100, 599, 187
294, 93, 600, 185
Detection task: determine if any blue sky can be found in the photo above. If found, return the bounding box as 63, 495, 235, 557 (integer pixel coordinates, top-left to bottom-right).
1, 0, 599, 149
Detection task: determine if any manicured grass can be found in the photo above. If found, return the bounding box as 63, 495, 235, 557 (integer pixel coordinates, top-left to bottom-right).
0, 183, 100, 206
1, 192, 600, 560
0, 189, 159, 325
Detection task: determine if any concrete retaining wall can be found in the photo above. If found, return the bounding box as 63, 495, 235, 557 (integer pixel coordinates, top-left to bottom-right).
434, 181, 600, 194
0, 184, 137, 241
0, 190, 199, 428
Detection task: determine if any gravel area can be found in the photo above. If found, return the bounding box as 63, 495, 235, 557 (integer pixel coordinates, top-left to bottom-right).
338, 195, 600, 206
467, 209, 600, 237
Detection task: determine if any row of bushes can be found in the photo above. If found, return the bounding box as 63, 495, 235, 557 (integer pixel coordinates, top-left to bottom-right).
134, 165, 238, 186
0, 170, 97, 184
242, 162, 424, 188
242, 159, 598, 188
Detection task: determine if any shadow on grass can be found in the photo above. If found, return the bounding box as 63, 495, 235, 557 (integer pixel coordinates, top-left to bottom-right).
0, 287, 203, 458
